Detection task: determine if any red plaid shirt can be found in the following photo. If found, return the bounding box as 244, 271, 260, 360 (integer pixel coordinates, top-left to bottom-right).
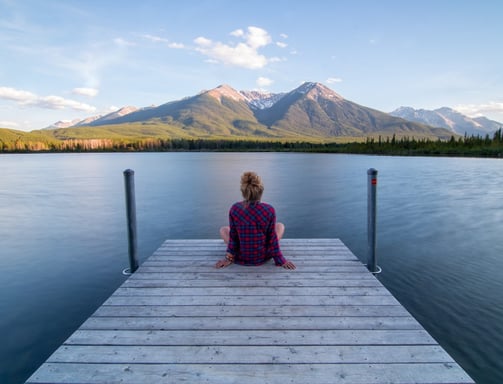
226, 201, 286, 266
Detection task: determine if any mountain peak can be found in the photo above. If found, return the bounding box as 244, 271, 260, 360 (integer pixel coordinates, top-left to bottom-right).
293, 82, 344, 101
296, 82, 318, 94
205, 84, 246, 103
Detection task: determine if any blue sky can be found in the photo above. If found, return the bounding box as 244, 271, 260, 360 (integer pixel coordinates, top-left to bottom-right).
1, 0, 502, 131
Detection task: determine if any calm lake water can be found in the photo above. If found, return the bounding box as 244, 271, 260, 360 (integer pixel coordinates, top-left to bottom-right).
1, 152, 502, 384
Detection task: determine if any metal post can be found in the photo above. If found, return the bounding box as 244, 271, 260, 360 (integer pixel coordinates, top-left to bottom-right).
123, 169, 139, 274
367, 168, 381, 274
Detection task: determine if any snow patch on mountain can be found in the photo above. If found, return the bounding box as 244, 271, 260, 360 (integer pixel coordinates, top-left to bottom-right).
240, 90, 285, 110
296, 82, 317, 95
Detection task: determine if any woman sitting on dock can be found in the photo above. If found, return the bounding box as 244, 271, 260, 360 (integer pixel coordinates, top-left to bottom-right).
215, 171, 296, 270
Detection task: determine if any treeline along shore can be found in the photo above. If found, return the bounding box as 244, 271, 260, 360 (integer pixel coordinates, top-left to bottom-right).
1, 129, 503, 158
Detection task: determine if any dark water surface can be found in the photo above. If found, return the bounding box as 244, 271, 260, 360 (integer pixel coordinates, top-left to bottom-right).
1, 153, 502, 383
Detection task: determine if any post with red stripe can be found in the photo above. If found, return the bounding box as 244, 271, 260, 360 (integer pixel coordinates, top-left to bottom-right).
367, 168, 381, 274
123, 169, 139, 275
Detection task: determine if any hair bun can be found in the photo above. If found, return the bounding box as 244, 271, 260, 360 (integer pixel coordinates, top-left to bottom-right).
240, 171, 264, 202
242, 171, 260, 186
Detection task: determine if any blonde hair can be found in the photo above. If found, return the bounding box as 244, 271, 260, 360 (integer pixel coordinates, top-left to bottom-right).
240, 171, 264, 203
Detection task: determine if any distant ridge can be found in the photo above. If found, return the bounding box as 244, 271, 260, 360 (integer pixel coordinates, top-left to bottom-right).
45, 82, 456, 140
390, 106, 502, 136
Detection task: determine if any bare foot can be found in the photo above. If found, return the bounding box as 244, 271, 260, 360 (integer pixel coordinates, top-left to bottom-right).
215, 258, 232, 269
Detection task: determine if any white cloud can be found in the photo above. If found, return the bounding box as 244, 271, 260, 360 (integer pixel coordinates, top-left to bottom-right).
256, 77, 273, 87
0, 120, 19, 128
142, 34, 170, 43
245, 26, 271, 49
0, 86, 37, 102
168, 42, 184, 49
194, 26, 274, 69
276, 42, 288, 48
280, 33, 288, 39
454, 101, 503, 118
194, 36, 212, 47
142, 34, 184, 48
73, 87, 99, 97
230, 29, 244, 37
0, 86, 96, 113
327, 77, 343, 84
113, 37, 136, 47
33, 95, 96, 112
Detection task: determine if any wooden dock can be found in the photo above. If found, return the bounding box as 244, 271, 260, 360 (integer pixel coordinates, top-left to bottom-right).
26, 238, 474, 383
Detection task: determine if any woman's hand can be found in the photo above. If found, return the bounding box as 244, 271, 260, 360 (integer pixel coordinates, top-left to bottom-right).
282, 260, 296, 270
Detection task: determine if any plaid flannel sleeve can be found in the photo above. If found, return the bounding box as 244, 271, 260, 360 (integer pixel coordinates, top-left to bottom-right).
226, 209, 239, 257
265, 207, 287, 266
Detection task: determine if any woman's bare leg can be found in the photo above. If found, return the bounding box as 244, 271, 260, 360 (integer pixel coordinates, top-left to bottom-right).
220, 226, 230, 244
276, 222, 285, 240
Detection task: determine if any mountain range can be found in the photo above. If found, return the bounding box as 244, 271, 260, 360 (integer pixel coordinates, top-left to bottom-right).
390, 106, 502, 137
45, 82, 498, 140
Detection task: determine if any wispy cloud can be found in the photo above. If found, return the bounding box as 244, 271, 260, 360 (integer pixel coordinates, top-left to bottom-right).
113, 37, 136, 47
454, 101, 503, 118
141, 34, 184, 49
194, 26, 274, 69
54, 39, 133, 90
168, 42, 184, 49
0, 120, 19, 128
142, 34, 170, 43
256, 77, 273, 87
327, 77, 343, 84
72, 87, 99, 97
0, 87, 37, 102
0, 86, 96, 112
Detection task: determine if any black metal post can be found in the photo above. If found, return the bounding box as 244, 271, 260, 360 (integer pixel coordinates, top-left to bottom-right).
124, 169, 139, 274
367, 168, 381, 274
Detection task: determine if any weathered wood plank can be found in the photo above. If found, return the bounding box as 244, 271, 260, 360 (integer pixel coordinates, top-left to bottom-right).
157, 238, 344, 245
103, 294, 400, 306
92, 304, 411, 318
151, 249, 358, 256
26, 363, 474, 384
137, 265, 369, 273
65, 329, 439, 346
113, 286, 390, 296
79, 316, 423, 331
128, 272, 377, 281
142, 255, 360, 270
122, 278, 383, 288
48, 345, 454, 364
